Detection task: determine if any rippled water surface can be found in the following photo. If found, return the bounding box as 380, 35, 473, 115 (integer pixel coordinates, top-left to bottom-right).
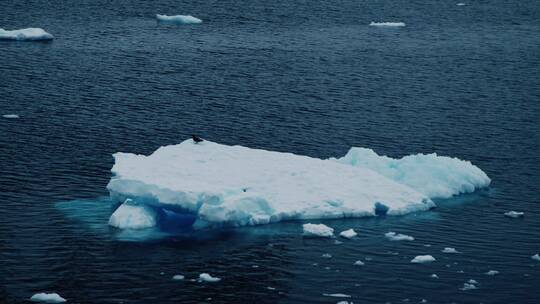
1, 0, 540, 303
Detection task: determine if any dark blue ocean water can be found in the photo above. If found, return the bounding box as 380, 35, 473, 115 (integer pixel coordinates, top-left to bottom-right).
1, 0, 540, 303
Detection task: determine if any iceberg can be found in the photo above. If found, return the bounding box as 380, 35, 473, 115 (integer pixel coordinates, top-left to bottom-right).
106, 139, 489, 230
199, 273, 220, 282
442, 247, 459, 254
339, 228, 357, 239
385, 232, 414, 241
369, 22, 406, 27
485, 270, 499, 276
30, 293, 66, 303
532, 254, 540, 262
322, 293, 351, 298
504, 211, 524, 218
2, 114, 19, 119
156, 14, 202, 24
411, 255, 436, 264
172, 274, 185, 280
354, 260, 365, 266
303, 223, 334, 237
0, 28, 53, 41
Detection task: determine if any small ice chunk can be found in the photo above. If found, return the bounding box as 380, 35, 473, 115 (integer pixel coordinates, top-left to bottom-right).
322, 293, 352, 298
485, 270, 499, 276
156, 14, 202, 24
303, 223, 334, 238
108, 199, 158, 229
30, 293, 66, 303
442, 247, 459, 254
0, 28, 53, 41
461, 283, 477, 290
468, 279, 478, 284
411, 255, 436, 264
172, 274, 185, 280
456, 3, 466, 6
266, 286, 276, 290
322, 253, 332, 259
504, 211, 524, 218
532, 254, 540, 261
340, 229, 357, 239
2, 114, 19, 119
354, 260, 365, 266
369, 22, 406, 27
199, 273, 221, 282
430, 274, 439, 278
385, 232, 414, 241
421, 300, 427, 303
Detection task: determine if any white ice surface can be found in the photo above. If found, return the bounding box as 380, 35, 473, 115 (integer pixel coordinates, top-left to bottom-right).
430, 274, 439, 278
30, 293, 66, 303
108, 199, 158, 229
199, 273, 220, 282
504, 211, 524, 218
107, 139, 489, 229
442, 247, 459, 254
354, 260, 365, 266
0, 28, 53, 41
461, 283, 477, 290
369, 22, 406, 27
303, 223, 334, 237
172, 275, 185, 280
532, 254, 540, 262
411, 255, 436, 264
323, 293, 351, 298
385, 232, 414, 241
156, 14, 202, 24
339, 229, 357, 239
485, 270, 499, 276
2, 114, 19, 119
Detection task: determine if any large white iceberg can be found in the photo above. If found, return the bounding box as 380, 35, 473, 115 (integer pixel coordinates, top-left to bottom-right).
0, 28, 53, 41
106, 139, 490, 230
30, 293, 66, 303
156, 14, 202, 24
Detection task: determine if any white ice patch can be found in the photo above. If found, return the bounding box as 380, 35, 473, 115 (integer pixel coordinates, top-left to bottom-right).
354, 260, 365, 266
504, 211, 524, 218
30, 293, 66, 303
411, 255, 436, 264
456, 3, 466, 6
385, 232, 414, 241
108, 199, 158, 229
369, 22, 406, 27
461, 283, 477, 291
335, 147, 490, 199
0, 28, 53, 41
322, 293, 352, 298
532, 254, 540, 262
485, 270, 499, 276
107, 139, 488, 229
339, 228, 357, 239
199, 273, 221, 282
2, 114, 19, 119
156, 14, 202, 24
442, 247, 459, 254
172, 274, 185, 280
430, 274, 439, 278
303, 223, 334, 237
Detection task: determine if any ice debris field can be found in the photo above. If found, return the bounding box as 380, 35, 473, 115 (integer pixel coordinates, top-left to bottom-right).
106, 138, 490, 231
0, 28, 53, 41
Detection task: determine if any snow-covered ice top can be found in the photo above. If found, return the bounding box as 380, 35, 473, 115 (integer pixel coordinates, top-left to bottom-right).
30, 293, 66, 303
339, 228, 357, 239
411, 255, 436, 264
369, 22, 406, 27
156, 14, 202, 24
0, 28, 53, 41
385, 232, 414, 241
303, 223, 334, 237
108, 199, 157, 229
107, 139, 489, 230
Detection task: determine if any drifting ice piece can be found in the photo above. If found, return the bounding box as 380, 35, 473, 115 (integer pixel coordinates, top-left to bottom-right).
0, 28, 53, 41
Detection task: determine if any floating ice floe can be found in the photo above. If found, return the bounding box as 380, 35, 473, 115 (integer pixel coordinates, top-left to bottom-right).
156, 14, 202, 24
411, 255, 436, 264
322, 253, 332, 259
107, 139, 490, 230
303, 223, 334, 237
2, 114, 19, 119
172, 274, 185, 280
485, 270, 499, 276
456, 3, 466, 6
461, 283, 477, 290
504, 211, 524, 218
108, 199, 158, 229
430, 274, 439, 278
0, 28, 53, 41
354, 260, 365, 266
199, 273, 221, 282
442, 247, 459, 254
532, 254, 540, 262
468, 279, 478, 284
340, 229, 357, 239
30, 293, 66, 303
385, 232, 414, 241
369, 22, 406, 27
323, 293, 352, 298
